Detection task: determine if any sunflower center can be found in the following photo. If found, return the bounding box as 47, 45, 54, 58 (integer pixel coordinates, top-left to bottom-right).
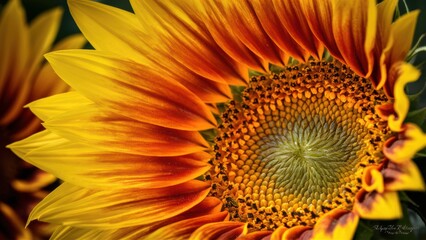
206, 61, 391, 230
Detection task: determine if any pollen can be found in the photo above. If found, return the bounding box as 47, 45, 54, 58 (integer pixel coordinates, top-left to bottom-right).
206, 61, 392, 231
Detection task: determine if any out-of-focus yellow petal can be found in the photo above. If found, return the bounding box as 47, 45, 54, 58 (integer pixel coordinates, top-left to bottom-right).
0, 203, 32, 240
383, 123, 426, 163
29, 181, 210, 228
0, 0, 30, 125
312, 209, 359, 240
40, 103, 209, 156
331, 0, 376, 77
383, 161, 425, 191
387, 63, 420, 131
45, 50, 217, 131
354, 190, 402, 219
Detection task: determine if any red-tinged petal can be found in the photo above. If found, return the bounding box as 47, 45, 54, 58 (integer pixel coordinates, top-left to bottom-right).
217, 1, 285, 66
302, 0, 343, 62
189, 221, 246, 240
375, 102, 394, 120
237, 229, 271, 240
252, 0, 310, 63
273, 0, 324, 60
29, 181, 210, 228
45, 50, 216, 131
282, 226, 312, 240
72, 197, 224, 239
0, 0, 30, 126
10, 130, 210, 189
202, 1, 268, 71
331, 0, 376, 77
354, 189, 402, 219
130, 0, 247, 86
383, 123, 426, 163
147, 212, 229, 240
362, 165, 385, 193
387, 63, 420, 131
41, 104, 209, 156
312, 209, 359, 240
383, 160, 425, 191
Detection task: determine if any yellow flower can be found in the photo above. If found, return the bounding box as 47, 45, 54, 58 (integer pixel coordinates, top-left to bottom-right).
0, 0, 85, 239
9, 0, 426, 239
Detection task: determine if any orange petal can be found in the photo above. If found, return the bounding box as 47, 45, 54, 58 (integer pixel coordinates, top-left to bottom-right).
272, 0, 324, 60
282, 226, 312, 240
312, 209, 359, 240
362, 165, 385, 193
189, 221, 246, 240
202, 0, 268, 72
29, 181, 210, 228
130, 0, 247, 85
41, 104, 209, 156
216, 1, 284, 65
148, 212, 229, 240
387, 63, 421, 131
331, 0, 376, 77
383, 123, 426, 163
383, 160, 425, 191
252, 0, 310, 63
269, 226, 288, 240
303, 0, 344, 62
237, 229, 272, 240
45, 50, 216, 131
354, 189, 402, 219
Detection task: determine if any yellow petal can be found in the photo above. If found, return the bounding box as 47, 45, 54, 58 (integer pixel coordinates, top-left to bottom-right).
383, 123, 426, 163
68, 0, 147, 63
387, 63, 420, 131
383, 160, 425, 191
312, 209, 359, 240
41, 103, 209, 156
45, 50, 216, 131
354, 190, 402, 219
51, 226, 109, 240
27, 92, 92, 122
29, 181, 210, 228
13, 130, 210, 189
331, 0, 376, 77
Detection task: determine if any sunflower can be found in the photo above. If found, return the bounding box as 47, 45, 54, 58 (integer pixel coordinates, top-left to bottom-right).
8, 0, 426, 239
0, 0, 85, 239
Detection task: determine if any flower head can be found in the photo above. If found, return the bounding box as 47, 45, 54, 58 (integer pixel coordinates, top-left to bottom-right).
9, 0, 426, 239
0, 0, 85, 238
